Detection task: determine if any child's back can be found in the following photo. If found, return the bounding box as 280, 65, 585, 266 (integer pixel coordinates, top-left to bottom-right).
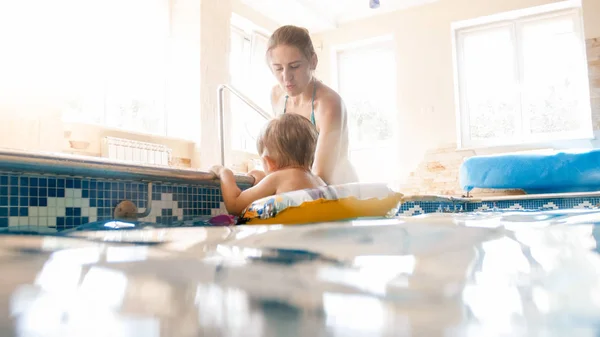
265, 167, 325, 195
211, 113, 325, 215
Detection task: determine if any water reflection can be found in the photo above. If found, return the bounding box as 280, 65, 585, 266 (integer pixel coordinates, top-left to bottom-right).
106, 246, 149, 263
7, 212, 600, 336
317, 255, 415, 295
322, 292, 390, 335
462, 219, 600, 336
195, 284, 264, 337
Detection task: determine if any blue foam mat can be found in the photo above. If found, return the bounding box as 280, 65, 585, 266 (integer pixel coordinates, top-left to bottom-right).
459, 149, 600, 194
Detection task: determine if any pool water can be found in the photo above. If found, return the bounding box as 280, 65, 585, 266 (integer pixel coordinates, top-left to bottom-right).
4, 208, 600, 336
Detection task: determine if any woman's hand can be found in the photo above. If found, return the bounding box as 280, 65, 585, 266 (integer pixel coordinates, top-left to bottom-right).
247, 169, 266, 186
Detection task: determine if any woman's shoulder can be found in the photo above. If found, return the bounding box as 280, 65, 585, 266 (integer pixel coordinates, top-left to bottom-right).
316, 81, 341, 101
315, 81, 344, 117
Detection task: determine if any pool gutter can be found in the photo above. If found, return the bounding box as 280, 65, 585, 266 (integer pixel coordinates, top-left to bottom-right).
0, 148, 254, 186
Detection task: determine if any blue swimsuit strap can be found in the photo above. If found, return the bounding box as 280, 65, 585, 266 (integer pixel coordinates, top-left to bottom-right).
283, 81, 318, 126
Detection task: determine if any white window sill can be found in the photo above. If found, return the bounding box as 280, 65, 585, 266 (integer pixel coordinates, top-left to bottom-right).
63, 121, 196, 144
456, 134, 597, 153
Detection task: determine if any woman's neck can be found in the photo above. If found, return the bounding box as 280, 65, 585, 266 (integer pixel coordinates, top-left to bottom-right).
287, 77, 317, 105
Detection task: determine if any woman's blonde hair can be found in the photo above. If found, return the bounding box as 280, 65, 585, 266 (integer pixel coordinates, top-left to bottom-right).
257, 113, 318, 169
266, 25, 316, 61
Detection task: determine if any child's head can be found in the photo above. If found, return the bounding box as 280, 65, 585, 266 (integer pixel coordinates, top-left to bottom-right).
256, 113, 318, 173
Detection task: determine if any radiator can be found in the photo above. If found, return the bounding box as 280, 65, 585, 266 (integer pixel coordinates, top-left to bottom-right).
101, 137, 171, 166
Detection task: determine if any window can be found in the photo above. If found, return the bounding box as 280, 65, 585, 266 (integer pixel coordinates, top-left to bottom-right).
229, 17, 275, 154
453, 2, 593, 148
335, 37, 398, 185
61, 0, 170, 136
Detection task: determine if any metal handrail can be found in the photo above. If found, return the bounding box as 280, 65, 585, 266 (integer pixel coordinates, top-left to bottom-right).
217, 84, 272, 166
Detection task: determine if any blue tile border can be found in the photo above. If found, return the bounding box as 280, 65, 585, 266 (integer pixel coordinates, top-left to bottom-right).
396, 196, 600, 216
0, 170, 252, 230
4, 167, 600, 228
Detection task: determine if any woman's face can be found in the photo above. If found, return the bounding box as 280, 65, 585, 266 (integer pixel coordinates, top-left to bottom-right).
268, 44, 316, 96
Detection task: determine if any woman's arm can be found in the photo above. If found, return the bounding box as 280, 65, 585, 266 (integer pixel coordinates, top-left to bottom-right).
312, 95, 344, 185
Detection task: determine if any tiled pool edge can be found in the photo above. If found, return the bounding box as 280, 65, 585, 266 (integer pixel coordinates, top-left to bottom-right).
397, 192, 600, 216
0, 149, 255, 230
0, 170, 252, 230
2, 148, 599, 227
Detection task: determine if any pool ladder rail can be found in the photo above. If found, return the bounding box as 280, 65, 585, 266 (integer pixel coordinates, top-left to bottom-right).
217, 84, 272, 167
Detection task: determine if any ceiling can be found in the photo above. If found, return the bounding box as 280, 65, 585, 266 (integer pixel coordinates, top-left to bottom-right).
240, 0, 437, 33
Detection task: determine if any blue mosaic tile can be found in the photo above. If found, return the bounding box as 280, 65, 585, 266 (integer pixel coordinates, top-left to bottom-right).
0, 170, 232, 229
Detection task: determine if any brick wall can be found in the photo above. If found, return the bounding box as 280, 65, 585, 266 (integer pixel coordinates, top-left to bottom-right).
403, 37, 600, 197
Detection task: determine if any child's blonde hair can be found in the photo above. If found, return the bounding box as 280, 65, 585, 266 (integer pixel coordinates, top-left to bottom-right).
257, 113, 318, 169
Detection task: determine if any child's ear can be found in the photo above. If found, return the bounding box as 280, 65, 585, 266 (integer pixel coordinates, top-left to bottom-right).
262, 155, 277, 172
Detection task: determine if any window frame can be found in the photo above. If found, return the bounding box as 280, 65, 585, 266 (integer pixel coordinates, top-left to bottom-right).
228, 22, 273, 154
451, 0, 593, 149
331, 35, 399, 185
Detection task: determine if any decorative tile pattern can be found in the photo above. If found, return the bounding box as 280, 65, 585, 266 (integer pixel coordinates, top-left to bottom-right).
397, 201, 462, 216
397, 197, 600, 217
5, 168, 600, 228
465, 198, 600, 212
0, 171, 248, 230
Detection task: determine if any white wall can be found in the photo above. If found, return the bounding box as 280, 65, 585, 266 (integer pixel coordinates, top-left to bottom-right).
312, 0, 600, 182
0, 0, 279, 171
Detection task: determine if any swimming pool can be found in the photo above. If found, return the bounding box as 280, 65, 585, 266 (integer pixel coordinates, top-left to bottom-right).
2, 149, 600, 335
2, 210, 600, 336
1, 147, 600, 233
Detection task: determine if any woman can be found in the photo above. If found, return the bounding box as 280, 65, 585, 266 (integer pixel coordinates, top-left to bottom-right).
264, 25, 358, 186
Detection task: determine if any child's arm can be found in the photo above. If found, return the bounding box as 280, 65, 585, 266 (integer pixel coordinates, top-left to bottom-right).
210, 165, 277, 215
247, 169, 266, 185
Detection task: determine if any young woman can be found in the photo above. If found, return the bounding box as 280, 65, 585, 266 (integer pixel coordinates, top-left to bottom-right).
264, 25, 358, 185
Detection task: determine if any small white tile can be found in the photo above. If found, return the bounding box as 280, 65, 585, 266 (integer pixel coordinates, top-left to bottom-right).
56, 208, 66, 217
66, 199, 74, 207
89, 216, 97, 222
82, 208, 89, 216
80, 199, 89, 208
38, 207, 48, 216
19, 217, 29, 225
39, 217, 48, 226
9, 217, 19, 226
162, 193, 172, 201
56, 199, 65, 207
48, 208, 57, 216
74, 199, 82, 207
48, 198, 57, 207
177, 209, 183, 216
89, 208, 97, 217
29, 207, 39, 217
66, 189, 75, 198
48, 217, 57, 227
73, 189, 82, 198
